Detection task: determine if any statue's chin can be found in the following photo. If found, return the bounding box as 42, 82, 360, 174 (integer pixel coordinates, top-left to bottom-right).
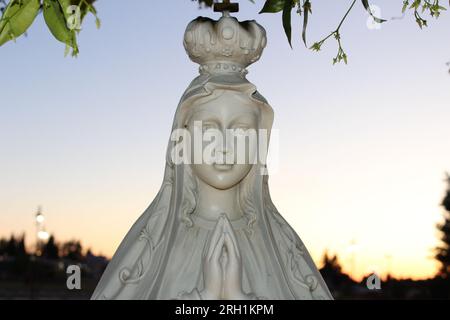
202, 176, 241, 190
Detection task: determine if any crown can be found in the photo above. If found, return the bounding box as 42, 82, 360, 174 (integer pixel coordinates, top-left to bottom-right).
183, 14, 267, 77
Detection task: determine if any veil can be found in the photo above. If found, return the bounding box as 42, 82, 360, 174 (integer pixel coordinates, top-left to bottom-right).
91, 70, 333, 300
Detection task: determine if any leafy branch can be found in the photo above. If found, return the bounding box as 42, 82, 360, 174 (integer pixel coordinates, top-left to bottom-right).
0, 0, 100, 56
403, 0, 447, 28
0, 0, 448, 61
309, 0, 358, 65
258, 0, 388, 64
257, 0, 446, 64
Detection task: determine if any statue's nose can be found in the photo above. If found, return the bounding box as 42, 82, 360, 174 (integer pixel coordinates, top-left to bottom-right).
217, 148, 230, 154
216, 142, 234, 155
214, 145, 235, 164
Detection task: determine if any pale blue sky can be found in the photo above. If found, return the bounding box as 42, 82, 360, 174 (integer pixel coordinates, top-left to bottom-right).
1, 0, 449, 279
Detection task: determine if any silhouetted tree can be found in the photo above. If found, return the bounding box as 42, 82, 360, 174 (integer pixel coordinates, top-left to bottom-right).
13, 234, 29, 275
6, 235, 17, 257
436, 173, 450, 278
319, 252, 356, 298
0, 237, 7, 255
320, 252, 345, 284
16, 234, 27, 257
61, 240, 84, 262
443, 174, 450, 212
0, 235, 27, 257
42, 235, 59, 260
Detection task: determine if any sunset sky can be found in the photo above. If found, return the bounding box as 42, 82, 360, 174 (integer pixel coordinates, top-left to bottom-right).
1, 0, 449, 281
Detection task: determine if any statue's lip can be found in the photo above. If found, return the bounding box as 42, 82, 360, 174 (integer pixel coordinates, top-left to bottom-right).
213, 163, 234, 171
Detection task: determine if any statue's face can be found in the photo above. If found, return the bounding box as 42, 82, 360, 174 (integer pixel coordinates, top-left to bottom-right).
185, 90, 260, 190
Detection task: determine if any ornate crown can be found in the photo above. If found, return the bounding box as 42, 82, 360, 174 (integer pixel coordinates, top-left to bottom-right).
183, 14, 267, 77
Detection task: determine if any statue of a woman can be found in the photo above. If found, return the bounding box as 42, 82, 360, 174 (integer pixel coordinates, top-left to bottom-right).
91, 13, 333, 300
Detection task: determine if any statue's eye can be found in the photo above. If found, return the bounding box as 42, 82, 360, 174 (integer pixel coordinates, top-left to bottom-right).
202, 123, 216, 132
233, 124, 251, 133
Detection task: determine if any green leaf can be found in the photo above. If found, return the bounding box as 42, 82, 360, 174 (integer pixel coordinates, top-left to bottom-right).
59, 0, 100, 32
361, 0, 387, 23
75, 0, 100, 27
60, 0, 80, 31
43, 0, 79, 56
0, 0, 40, 46
302, 0, 312, 47
310, 42, 322, 51
402, 0, 409, 13
84, 1, 101, 29
282, 0, 293, 48
259, 0, 284, 13
409, 0, 421, 10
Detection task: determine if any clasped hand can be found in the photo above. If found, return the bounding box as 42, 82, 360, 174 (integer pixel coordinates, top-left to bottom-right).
200, 214, 249, 300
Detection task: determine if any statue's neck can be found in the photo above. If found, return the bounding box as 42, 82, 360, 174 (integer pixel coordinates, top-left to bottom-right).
195, 178, 243, 221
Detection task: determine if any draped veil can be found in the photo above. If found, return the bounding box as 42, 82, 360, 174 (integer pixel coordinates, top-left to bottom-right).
91, 69, 333, 300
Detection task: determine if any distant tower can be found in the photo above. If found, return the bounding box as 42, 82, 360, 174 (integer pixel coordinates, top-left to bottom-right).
35, 206, 49, 256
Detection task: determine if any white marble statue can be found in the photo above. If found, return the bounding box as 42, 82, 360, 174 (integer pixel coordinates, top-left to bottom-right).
91, 12, 333, 300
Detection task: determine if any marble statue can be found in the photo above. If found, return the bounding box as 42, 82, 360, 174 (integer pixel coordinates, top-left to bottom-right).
91, 11, 333, 300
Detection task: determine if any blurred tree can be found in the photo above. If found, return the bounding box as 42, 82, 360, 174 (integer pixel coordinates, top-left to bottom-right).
61, 240, 84, 262
436, 173, 450, 278
16, 233, 27, 257
0, 237, 9, 255
5, 235, 17, 257
13, 234, 29, 275
42, 235, 59, 259
443, 174, 450, 212
319, 251, 356, 298
320, 252, 344, 279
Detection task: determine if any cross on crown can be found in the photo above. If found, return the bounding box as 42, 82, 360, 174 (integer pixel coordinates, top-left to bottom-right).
213, 0, 239, 13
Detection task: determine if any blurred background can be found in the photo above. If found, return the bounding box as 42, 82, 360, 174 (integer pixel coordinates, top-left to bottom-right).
0, 0, 449, 299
